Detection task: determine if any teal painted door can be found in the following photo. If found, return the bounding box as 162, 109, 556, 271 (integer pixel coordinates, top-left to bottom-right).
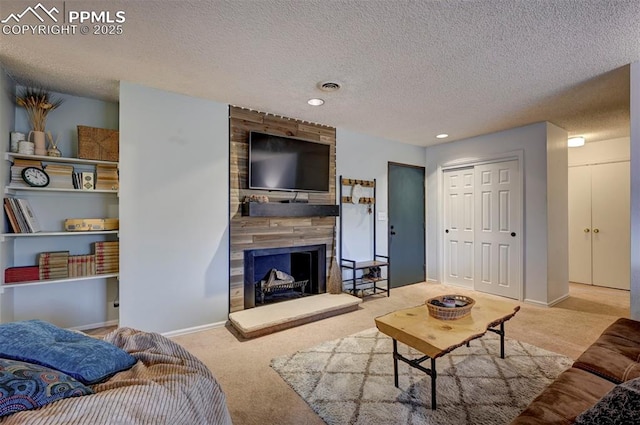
388, 163, 425, 287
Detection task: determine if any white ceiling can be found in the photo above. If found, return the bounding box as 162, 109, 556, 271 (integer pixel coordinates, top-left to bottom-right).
1, 0, 638, 147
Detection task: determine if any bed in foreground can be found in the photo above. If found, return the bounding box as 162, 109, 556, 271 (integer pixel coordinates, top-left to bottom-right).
0, 324, 232, 425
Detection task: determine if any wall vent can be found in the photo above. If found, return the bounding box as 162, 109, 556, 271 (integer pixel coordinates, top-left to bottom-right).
318, 81, 341, 92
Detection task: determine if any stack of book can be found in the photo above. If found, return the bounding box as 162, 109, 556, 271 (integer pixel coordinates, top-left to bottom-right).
9, 159, 43, 188
3, 198, 41, 233
38, 251, 70, 280
73, 171, 95, 190
93, 241, 119, 274
67, 255, 96, 277
44, 164, 75, 189
4, 266, 40, 283
95, 164, 119, 191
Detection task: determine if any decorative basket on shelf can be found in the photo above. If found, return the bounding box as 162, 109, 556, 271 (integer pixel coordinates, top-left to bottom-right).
425, 295, 475, 320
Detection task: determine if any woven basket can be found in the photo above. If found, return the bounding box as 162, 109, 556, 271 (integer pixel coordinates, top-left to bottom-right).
425, 295, 475, 320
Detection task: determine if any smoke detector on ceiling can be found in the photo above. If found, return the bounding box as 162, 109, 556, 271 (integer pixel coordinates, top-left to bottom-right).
318, 81, 341, 92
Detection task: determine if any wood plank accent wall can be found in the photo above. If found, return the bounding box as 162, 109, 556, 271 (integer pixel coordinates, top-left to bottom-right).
229, 106, 337, 312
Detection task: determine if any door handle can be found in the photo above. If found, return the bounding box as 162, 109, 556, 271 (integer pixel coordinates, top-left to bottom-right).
511, 232, 516, 237
390, 231, 396, 235
593, 228, 600, 233
584, 228, 590, 233
445, 229, 449, 233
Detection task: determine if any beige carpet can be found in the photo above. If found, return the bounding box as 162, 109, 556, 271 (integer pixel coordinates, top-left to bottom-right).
170, 282, 630, 425
271, 328, 572, 425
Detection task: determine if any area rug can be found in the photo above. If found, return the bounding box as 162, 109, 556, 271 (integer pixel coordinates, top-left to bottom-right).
271, 328, 573, 425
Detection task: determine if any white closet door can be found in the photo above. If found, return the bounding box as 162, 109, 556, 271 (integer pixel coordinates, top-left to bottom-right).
474, 160, 521, 299
443, 168, 475, 288
591, 162, 630, 290
568, 166, 592, 284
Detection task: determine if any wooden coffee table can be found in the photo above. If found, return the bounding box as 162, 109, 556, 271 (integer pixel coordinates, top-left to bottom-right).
375, 297, 520, 409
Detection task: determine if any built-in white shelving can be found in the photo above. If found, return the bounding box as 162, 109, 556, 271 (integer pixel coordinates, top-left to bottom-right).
1, 230, 118, 241
5, 186, 117, 194
5, 152, 118, 166
2, 274, 118, 289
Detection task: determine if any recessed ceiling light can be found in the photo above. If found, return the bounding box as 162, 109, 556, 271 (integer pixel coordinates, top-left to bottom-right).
568, 137, 585, 147
308, 98, 324, 106
436, 133, 449, 139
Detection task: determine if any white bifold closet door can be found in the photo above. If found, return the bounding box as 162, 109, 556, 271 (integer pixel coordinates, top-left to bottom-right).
473, 160, 520, 299
443, 160, 521, 299
443, 168, 475, 288
569, 162, 630, 290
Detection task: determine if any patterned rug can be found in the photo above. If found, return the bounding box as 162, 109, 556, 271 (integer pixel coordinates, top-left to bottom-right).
271, 328, 573, 425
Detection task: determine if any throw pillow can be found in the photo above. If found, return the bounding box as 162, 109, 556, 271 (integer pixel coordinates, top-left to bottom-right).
574, 377, 640, 425
0, 357, 93, 417
0, 320, 137, 385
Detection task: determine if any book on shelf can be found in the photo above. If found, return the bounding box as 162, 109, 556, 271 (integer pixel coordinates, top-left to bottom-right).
93, 241, 119, 252
40, 271, 69, 280
4, 198, 36, 233
13, 159, 43, 167
3, 199, 21, 233
94, 241, 119, 248
94, 249, 119, 256
4, 266, 40, 283
81, 172, 94, 190
9, 159, 44, 188
94, 250, 118, 255
68, 255, 97, 277
94, 247, 119, 253
16, 198, 41, 232
9, 199, 29, 233
96, 268, 119, 275
38, 251, 70, 260
95, 164, 119, 191
44, 164, 75, 189
38, 251, 70, 280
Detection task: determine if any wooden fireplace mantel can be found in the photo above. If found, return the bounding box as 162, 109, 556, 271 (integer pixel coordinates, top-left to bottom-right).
241, 202, 339, 217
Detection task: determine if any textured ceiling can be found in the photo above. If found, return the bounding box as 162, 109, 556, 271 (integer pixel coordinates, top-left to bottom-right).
0, 0, 638, 147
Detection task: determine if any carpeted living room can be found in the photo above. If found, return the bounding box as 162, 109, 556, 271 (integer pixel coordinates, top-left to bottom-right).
2, 2, 639, 425
171, 281, 630, 425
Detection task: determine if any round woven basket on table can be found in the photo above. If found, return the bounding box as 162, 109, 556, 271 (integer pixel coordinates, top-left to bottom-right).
425, 295, 475, 320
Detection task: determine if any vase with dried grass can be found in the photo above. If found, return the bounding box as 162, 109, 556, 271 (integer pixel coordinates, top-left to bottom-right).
15, 87, 63, 156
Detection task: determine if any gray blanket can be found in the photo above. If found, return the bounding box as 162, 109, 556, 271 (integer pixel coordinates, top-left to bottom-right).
0, 327, 233, 425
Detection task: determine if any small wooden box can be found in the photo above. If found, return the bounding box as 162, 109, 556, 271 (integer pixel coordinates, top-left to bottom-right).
77, 126, 119, 161
64, 218, 119, 231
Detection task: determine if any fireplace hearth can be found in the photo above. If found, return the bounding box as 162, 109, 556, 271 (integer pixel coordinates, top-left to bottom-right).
244, 244, 326, 309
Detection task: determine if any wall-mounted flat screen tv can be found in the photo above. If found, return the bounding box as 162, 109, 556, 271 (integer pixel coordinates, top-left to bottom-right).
249, 131, 330, 192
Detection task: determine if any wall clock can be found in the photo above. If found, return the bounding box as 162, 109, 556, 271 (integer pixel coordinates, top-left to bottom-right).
21, 167, 50, 187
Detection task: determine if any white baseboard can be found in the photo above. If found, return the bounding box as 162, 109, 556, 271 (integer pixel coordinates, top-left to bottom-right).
523, 293, 569, 307
161, 320, 227, 338
69, 319, 119, 332
547, 293, 570, 307
426, 278, 439, 283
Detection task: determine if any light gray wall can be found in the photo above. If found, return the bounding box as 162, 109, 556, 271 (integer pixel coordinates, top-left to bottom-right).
631, 61, 640, 321
14, 88, 118, 158
0, 68, 16, 323
119, 82, 229, 333
336, 129, 425, 266
424, 122, 552, 304
546, 123, 569, 303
